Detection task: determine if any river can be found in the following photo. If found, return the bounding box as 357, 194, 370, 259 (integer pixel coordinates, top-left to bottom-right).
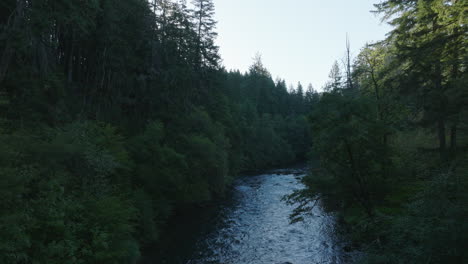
140, 166, 355, 264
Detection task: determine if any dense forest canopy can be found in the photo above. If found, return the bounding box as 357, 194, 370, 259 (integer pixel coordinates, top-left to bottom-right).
1, 0, 467, 263
0, 0, 313, 263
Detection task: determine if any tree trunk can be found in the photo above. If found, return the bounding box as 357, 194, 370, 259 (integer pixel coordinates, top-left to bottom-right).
345, 35, 354, 90
433, 17, 446, 157
67, 32, 75, 85
438, 119, 446, 155
0, 0, 26, 84
450, 124, 457, 152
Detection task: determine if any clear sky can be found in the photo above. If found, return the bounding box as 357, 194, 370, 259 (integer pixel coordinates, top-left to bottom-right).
213, 0, 391, 91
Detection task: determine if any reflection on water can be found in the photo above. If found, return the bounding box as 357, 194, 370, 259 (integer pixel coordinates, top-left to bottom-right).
142, 167, 355, 264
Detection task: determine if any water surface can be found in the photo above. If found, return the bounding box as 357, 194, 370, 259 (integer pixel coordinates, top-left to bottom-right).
143, 167, 353, 264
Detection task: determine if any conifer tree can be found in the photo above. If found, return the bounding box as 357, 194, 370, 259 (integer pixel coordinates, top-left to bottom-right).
375, 0, 467, 155
191, 0, 219, 69
324, 61, 343, 92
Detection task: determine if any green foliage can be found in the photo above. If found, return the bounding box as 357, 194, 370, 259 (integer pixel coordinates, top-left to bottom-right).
1, 0, 465, 262
305, 91, 392, 216
290, 2, 467, 263
0, 0, 310, 262
362, 167, 468, 264
0, 123, 139, 264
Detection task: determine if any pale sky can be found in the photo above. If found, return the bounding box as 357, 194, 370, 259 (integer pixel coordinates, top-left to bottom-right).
213, 0, 391, 91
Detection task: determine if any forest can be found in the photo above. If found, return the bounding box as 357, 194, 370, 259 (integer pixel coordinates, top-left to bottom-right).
290, 0, 467, 263
0, 0, 466, 263
0, 0, 312, 262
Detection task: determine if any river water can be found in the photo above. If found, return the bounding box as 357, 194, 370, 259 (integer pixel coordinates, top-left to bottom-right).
141, 166, 354, 264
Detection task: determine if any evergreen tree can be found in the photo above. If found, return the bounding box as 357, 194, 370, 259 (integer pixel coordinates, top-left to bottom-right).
191, 0, 219, 69
375, 0, 467, 155
324, 61, 343, 92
